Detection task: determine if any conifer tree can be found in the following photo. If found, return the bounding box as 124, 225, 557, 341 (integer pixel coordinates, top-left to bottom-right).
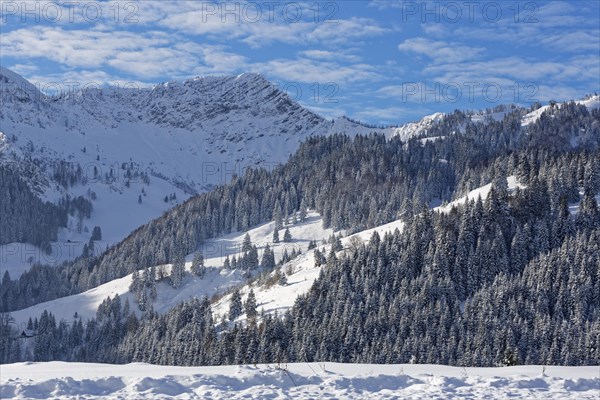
191, 251, 205, 277
299, 199, 307, 222
273, 201, 283, 230
170, 253, 186, 289
229, 289, 243, 321
245, 289, 258, 318
261, 245, 275, 271
278, 271, 288, 286
242, 233, 252, 253
283, 228, 292, 243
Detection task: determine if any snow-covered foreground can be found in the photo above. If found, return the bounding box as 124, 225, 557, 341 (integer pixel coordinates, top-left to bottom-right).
0, 362, 597, 399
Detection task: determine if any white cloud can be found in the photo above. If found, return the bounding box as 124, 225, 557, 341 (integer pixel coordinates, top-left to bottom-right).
398, 38, 485, 63
367, 0, 404, 10
240, 22, 313, 47
106, 48, 194, 78
300, 103, 347, 120
255, 58, 379, 84
1, 27, 171, 69
380, 54, 600, 106
304, 18, 389, 44
196, 46, 249, 74
448, 1, 597, 49
299, 50, 360, 62
421, 24, 447, 38
9, 63, 39, 75
159, 10, 244, 37
534, 84, 593, 103
156, 6, 387, 48
540, 30, 600, 52
423, 56, 599, 84
0, 26, 253, 79
26, 69, 152, 96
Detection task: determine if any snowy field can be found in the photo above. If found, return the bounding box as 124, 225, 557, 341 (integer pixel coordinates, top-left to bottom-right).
0, 362, 598, 399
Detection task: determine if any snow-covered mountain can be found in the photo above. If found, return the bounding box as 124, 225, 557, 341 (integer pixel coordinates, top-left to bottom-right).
1, 66, 361, 192
2, 64, 596, 280
0, 67, 398, 258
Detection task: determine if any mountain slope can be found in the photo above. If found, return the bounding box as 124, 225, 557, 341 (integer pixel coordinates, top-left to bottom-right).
8, 212, 333, 326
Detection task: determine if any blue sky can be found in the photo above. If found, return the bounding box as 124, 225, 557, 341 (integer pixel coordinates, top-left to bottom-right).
1, 0, 599, 124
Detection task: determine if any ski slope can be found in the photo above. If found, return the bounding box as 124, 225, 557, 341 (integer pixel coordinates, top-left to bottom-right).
0, 362, 597, 399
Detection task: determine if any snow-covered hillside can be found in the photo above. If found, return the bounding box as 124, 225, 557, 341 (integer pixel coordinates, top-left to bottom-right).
5, 176, 536, 329
521, 95, 600, 127
7, 206, 408, 329
8, 212, 334, 327
1, 362, 597, 399
212, 177, 530, 323
210, 214, 403, 324
435, 175, 526, 213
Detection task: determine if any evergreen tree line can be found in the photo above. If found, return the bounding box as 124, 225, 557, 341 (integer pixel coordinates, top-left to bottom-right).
1, 104, 598, 313
0, 165, 67, 248
2, 174, 599, 366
